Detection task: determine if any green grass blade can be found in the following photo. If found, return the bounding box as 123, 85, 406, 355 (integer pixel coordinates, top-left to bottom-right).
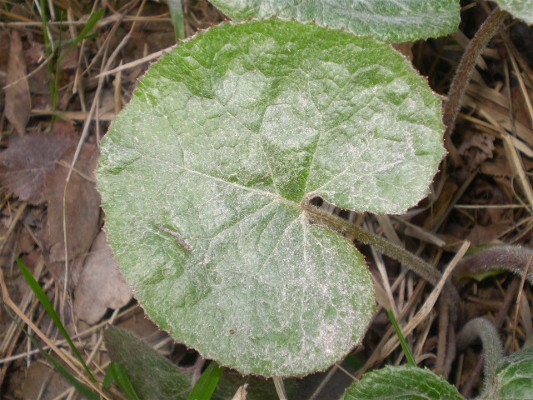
387, 309, 417, 367
187, 362, 223, 400
16, 258, 96, 381
39, 0, 52, 55
3, 306, 100, 400
168, 0, 185, 40
104, 362, 141, 400
54, 34, 98, 47
74, 8, 105, 46
42, 345, 101, 399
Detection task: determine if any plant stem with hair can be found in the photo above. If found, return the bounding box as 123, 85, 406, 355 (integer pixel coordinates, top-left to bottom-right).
443, 7, 508, 164
457, 317, 504, 399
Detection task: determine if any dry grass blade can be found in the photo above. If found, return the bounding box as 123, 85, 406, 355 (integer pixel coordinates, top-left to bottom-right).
5, 30, 31, 136
0, 268, 106, 398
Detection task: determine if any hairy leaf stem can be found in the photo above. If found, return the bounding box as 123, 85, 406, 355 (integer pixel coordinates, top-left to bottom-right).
443, 8, 508, 164
454, 245, 533, 286
302, 203, 461, 312
457, 317, 504, 399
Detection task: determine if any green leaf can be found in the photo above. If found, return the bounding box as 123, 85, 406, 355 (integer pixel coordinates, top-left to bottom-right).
209, 0, 460, 42
103, 326, 292, 400
490, 347, 533, 400
97, 19, 444, 376
104, 326, 192, 400
343, 365, 464, 399
188, 362, 224, 400
493, 1, 533, 24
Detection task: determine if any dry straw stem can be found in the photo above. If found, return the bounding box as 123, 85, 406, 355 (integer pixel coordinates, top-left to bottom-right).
474, 108, 533, 213
0, 251, 43, 385
0, 268, 107, 398
502, 34, 533, 123
357, 241, 469, 376
378, 241, 469, 361
95, 47, 173, 79
0, 304, 134, 364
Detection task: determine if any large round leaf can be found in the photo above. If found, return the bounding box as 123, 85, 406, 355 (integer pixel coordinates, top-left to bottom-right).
97, 19, 445, 377
209, 0, 460, 42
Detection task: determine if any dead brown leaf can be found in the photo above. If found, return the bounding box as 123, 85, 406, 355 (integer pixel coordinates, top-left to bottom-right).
0, 30, 10, 111
466, 223, 510, 245
5, 31, 31, 136
74, 231, 132, 324
457, 131, 495, 170
0, 131, 74, 203
21, 362, 71, 400
42, 143, 101, 290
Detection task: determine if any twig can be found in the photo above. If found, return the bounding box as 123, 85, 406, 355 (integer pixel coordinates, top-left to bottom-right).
273, 377, 287, 400
379, 241, 469, 361
435, 299, 450, 376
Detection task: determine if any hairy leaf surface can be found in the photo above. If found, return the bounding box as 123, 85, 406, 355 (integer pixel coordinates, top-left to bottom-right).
494, 0, 533, 24
97, 20, 444, 376
492, 347, 533, 399
209, 0, 460, 42
343, 365, 464, 399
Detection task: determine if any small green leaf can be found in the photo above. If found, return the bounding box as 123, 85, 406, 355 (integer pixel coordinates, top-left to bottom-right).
188, 362, 224, 400
343, 365, 464, 399
493, 1, 532, 24
98, 19, 444, 377
209, 0, 460, 42
491, 347, 533, 400
104, 326, 192, 400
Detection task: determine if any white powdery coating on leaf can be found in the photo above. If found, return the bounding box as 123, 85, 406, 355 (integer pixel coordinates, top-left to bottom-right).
495, 0, 533, 24
97, 20, 444, 376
